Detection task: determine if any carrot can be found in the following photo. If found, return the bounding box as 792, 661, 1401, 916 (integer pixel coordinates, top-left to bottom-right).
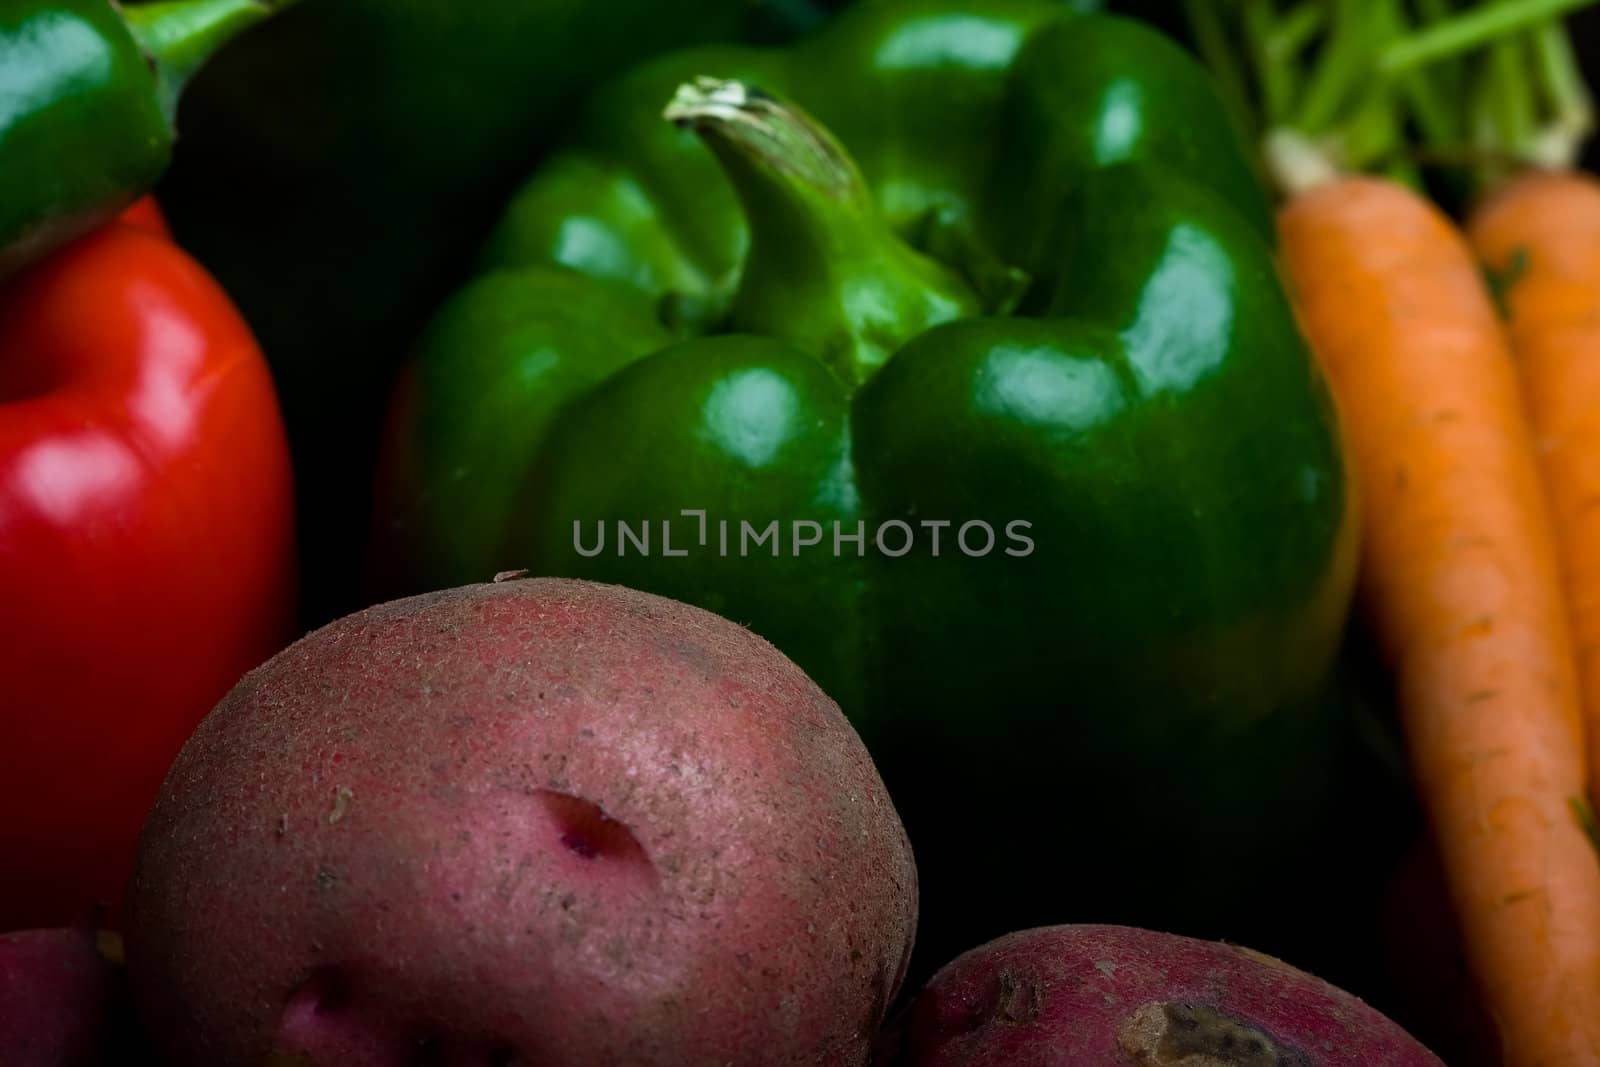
1179, 2, 1600, 1060
1471, 170, 1600, 811
1279, 175, 1600, 1067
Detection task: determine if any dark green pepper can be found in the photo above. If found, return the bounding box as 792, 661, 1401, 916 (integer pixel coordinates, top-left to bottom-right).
0, 0, 294, 275
373, 0, 1355, 963
158, 0, 828, 626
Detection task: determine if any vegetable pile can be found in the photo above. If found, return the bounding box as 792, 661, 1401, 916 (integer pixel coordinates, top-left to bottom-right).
6, 0, 1600, 1063
370, 0, 1362, 972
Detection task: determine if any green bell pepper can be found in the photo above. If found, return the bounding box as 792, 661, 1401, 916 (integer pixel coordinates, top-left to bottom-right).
373, 0, 1357, 960
0, 0, 294, 275
158, 0, 827, 626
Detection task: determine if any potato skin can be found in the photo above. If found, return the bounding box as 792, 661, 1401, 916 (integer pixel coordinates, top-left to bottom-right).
126, 578, 917, 1065
879, 925, 1443, 1066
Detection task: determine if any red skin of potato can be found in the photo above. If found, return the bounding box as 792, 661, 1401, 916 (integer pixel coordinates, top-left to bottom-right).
125, 579, 917, 1066
879, 925, 1443, 1066
0, 926, 119, 1066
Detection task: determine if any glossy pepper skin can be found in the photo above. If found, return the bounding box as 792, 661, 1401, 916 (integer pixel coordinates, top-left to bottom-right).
0, 0, 296, 276
0, 200, 298, 931
374, 1, 1355, 961
158, 0, 833, 627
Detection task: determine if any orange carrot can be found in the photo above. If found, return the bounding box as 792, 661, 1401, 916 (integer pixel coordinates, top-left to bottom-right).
1279, 175, 1600, 1067
1471, 171, 1600, 818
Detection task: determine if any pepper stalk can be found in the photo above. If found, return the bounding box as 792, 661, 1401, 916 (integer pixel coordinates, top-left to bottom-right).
120, 0, 304, 126
663, 77, 980, 387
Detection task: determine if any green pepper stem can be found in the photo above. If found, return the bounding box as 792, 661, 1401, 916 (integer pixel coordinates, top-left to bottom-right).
121, 0, 301, 126
664, 78, 864, 205
664, 77, 978, 386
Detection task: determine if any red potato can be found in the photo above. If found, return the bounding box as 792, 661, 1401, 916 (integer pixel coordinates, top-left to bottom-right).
0, 925, 127, 1066
879, 925, 1442, 1066
125, 578, 917, 1066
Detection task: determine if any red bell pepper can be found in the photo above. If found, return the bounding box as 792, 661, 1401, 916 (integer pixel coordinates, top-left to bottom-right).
0, 199, 297, 929
112, 198, 171, 239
